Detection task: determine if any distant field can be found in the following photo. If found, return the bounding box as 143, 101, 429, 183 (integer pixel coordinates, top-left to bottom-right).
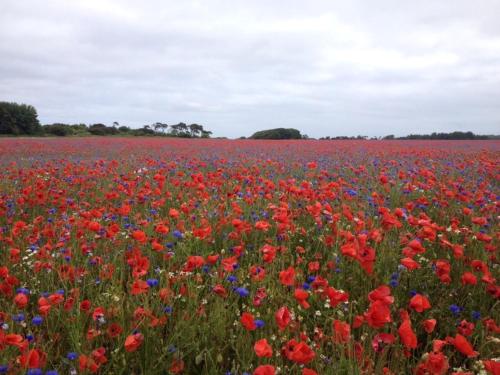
0, 138, 498, 374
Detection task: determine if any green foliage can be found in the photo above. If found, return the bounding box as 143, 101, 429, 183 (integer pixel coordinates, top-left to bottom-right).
250, 128, 302, 139
0, 101, 42, 135
88, 123, 119, 135
401, 131, 490, 140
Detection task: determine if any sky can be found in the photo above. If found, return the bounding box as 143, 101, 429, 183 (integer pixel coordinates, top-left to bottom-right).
1, 0, 500, 138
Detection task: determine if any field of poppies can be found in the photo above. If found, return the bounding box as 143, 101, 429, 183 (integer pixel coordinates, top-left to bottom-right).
0, 138, 498, 375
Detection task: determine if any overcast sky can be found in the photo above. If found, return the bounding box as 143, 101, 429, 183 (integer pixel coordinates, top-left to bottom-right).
1, 0, 500, 138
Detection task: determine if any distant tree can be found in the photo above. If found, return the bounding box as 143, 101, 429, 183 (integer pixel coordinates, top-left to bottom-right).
88, 123, 119, 135
200, 129, 212, 138
0, 102, 42, 135
43, 123, 74, 136
398, 131, 489, 140
169, 122, 190, 137
152, 122, 168, 134
118, 126, 130, 132
383, 135, 395, 140
250, 128, 302, 140
188, 123, 203, 137
131, 125, 156, 136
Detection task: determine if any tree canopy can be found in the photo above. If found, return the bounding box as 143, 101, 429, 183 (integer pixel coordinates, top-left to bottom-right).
249, 128, 303, 139
0, 101, 42, 135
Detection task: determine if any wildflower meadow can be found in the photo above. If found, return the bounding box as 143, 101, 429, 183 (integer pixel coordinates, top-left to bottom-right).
0, 138, 498, 375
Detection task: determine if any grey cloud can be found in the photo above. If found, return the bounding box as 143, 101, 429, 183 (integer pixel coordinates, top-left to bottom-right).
1, 0, 499, 138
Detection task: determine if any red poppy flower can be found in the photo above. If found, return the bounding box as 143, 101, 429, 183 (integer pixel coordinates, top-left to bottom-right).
4, 333, 25, 348
275, 306, 291, 330
255, 220, 271, 231
254, 365, 275, 375
423, 319, 437, 333
169, 358, 185, 374
254, 338, 273, 357
294, 288, 310, 309
107, 323, 123, 338
279, 266, 295, 286
368, 285, 394, 305
287, 340, 315, 365
213, 284, 228, 298
451, 334, 478, 357
409, 294, 431, 312
240, 312, 257, 331
423, 351, 449, 374
19, 349, 46, 369
14, 293, 28, 308
457, 320, 475, 336
131, 279, 149, 295
365, 300, 392, 328
332, 320, 351, 343
400, 257, 421, 270
483, 360, 500, 375
124, 333, 144, 352
132, 230, 147, 243
398, 318, 417, 349
461, 272, 477, 286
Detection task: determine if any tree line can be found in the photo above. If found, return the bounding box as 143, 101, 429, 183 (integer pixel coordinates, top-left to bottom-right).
381, 132, 497, 140
319, 132, 499, 140
2, 101, 498, 140
42, 122, 212, 137
0, 102, 212, 137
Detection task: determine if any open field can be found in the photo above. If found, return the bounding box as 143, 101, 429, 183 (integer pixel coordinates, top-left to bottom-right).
0, 138, 498, 374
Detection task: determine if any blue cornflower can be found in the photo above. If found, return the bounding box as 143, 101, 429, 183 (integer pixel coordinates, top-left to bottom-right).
164, 306, 173, 314
46, 371, 59, 375
389, 279, 399, 287
307, 276, 316, 283
12, 314, 25, 322
302, 283, 311, 290
235, 287, 249, 297
409, 290, 417, 297
27, 369, 42, 375
472, 311, 481, 321
16, 287, 30, 295
255, 319, 265, 328
227, 275, 237, 283
146, 278, 159, 287
26, 334, 34, 341
449, 304, 462, 316
167, 345, 176, 353
67, 352, 78, 361
173, 230, 183, 239
0, 365, 8, 374
32, 316, 43, 326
